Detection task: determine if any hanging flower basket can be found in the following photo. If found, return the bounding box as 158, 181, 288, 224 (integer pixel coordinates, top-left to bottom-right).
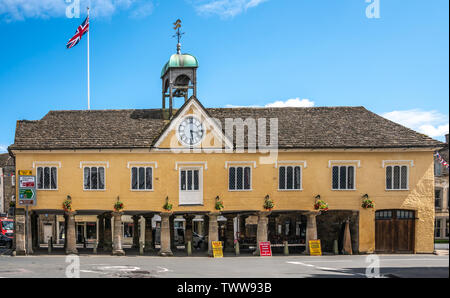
215, 196, 224, 211
314, 195, 328, 212
163, 196, 173, 212
62, 195, 72, 212
263, 195, 274, 211
114, 196, 124, 212
361, 194, 375, 209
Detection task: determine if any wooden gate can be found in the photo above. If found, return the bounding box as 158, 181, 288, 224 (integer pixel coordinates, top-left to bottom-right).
375, 210, 415, 253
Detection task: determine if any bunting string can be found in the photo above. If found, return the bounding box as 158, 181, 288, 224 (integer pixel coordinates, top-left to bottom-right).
435, 151, 449, 168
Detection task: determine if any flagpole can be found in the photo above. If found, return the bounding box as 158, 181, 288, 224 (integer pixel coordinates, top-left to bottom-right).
87, 6, 90, 110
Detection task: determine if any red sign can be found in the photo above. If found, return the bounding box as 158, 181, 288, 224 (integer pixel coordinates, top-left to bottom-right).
259, 241, 272, 257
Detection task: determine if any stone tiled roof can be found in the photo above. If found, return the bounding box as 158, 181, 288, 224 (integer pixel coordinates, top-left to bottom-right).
10, 106, 443, 150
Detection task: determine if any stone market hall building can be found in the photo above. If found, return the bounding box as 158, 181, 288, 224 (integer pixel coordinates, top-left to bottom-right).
8, 48, 444, 256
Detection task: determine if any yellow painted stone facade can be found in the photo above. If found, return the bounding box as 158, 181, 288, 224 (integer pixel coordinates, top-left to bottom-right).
11, 102, 437, 254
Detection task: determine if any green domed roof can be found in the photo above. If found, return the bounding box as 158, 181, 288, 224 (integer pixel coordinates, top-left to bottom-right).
161, 53, 198, 77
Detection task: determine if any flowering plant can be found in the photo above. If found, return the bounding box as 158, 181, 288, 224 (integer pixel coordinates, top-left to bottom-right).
163, 196, 173, 211
263, 195, 274, 211
215, 196, 224, 211
361, 194, 375, 209
314, 195, 328, 211
114, 196, 124, 212
62, 195, 72, 212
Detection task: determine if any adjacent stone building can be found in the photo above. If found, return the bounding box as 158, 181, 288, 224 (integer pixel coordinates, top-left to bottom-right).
434, 134, 449, 241
0, 153, 15, 217
8, 46, 444, 256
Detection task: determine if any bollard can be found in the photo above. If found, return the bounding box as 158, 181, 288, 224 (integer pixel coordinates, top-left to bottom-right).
50, 236, 53, 250
93, 240, 98, 254
139, 241, 144, 256
235, 241, 240, 256
283, 241, 289, 256
48, 238, 52, 254
187, 241, 192, 256
333, 240, 339, 255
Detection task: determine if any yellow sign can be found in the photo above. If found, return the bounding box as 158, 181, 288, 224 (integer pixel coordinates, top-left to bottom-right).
211, 241, 223, 258
309, 240, 322, 256
19, 170, 32, 176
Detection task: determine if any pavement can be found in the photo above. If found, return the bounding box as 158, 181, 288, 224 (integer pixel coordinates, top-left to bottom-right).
0, 248, 448, 278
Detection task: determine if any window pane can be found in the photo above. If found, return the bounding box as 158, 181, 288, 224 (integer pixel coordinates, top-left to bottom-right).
139, 167, 145, 190
393, 166, 400, 189
43, 167, 50, 189
339, 166, 347, 189
236, 167, 243, 190
400, 166, 408, 189
37, 167, 43, 189
386, 166, 392, 190
332, 166, 339, 189
187, 171, 192, 190
181, 170, 186, 190
51, 167, 57, 189
131, 167, 138, 190
347, 166, 354, 189
294, 167, 301, 189
146, 168, 152, 190
84, 167, 90, 190
229, 167, 235, 190
91, 167, 98, 190
279, 167, 286, 190
98, 167, 105, 190
244, 167, 251, 190
286, 166, 293, 190
194, 170, 199, 191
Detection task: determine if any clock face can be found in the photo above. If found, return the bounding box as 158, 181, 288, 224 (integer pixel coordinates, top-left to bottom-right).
178, 116, 204, 146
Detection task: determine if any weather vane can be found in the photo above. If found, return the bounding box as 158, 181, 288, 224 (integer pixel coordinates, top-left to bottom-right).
173, 19, 185, 54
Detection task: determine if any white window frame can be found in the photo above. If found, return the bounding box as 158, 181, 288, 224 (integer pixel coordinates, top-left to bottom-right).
228, 165, 252, 192
278, 165, 303, 191
179, 166, 203, 205
83, 166, 106, 191
36, 166, 58, 191
384, 164, 409, 191
331, 165, 356, 191
130, 166, 154, 192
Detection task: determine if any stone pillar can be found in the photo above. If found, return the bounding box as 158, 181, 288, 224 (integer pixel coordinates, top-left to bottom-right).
305, 212, 318, 254
97, 214, 104, 249
158, 212, 173, 256
112, 212, 125, 256
103, 213, 112, 252
184, 214, 195, 245
31, 212, 38, 251
14, 208, 26, 255
143, 214, 154, 252
170, 215, 175, 250
239, 215, 247, 241
65, 211, 78, 255
253, 212, 270, 256
224, 215, 235, 252
132, 215, 140, 249
208, 213, 220, 256
342, 219, 353, 255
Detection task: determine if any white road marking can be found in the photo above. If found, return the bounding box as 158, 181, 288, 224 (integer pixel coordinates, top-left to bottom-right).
157, 266, 172, 273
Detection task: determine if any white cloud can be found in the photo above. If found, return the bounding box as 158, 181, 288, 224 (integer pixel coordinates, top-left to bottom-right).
0, 145, 8, 153
265, 98, 315, 108
382, 109, 449, 138
225, 98, 315, 108
190, 0, 268, 18
0, 0, 154, 22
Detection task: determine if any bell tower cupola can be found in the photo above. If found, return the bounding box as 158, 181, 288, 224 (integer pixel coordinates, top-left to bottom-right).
161, 19, 198, 119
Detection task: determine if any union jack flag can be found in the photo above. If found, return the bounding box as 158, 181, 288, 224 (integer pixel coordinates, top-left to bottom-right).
66, 16, 89, 49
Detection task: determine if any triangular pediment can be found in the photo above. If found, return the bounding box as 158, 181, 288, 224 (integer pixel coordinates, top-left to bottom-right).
153, 97, 233, 151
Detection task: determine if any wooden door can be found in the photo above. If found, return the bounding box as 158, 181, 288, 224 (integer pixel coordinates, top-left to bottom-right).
375, 210, 415, 253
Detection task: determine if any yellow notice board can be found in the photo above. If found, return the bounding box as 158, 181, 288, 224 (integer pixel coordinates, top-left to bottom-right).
212, 241, 223, 258
309, 240, 322, 256
19, 170, 32, 176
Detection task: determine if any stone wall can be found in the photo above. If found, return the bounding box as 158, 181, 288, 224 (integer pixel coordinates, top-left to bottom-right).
317, 210, 359, 254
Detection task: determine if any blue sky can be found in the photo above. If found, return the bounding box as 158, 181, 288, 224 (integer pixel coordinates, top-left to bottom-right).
0, 0, 448, 152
